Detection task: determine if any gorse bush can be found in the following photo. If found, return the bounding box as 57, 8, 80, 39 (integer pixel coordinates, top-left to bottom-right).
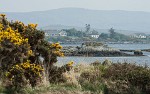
6, 60, 44, 88
0, 14, 69, 93
0, 15, 41, 89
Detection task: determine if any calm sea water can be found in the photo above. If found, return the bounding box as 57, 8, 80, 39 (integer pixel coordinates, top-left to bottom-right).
62, 43, 150, 50
58, 44, 150, 66
108, 43, 150, 50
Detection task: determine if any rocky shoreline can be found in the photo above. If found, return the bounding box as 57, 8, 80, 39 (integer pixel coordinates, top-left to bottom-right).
62, 42, 144, 57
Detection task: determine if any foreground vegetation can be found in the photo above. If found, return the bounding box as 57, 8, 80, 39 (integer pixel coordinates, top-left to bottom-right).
0, 14, 72, 94
0, 59, 150, 94
0, 14, 150, 94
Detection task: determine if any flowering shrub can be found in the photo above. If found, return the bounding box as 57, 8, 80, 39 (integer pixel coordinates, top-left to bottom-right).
0, 14, 65, 91
6, 60, 44, 88
0, 17, 32, 73
50, 42, 63, 56
0, 23, 3, 30
49, 42, 64, 63
0, 27, 28, 45
67, 61, 74, 67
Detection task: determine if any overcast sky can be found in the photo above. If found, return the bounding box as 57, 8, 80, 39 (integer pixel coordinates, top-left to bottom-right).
1, 0, 150, 12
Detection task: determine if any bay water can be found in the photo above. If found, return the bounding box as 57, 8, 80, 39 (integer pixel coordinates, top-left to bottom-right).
58, 44, 150, 66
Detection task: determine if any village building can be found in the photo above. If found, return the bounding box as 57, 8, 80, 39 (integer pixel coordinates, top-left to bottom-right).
86, 30, 100, 39
89, 34, 100, 38
131, 33, 147, 39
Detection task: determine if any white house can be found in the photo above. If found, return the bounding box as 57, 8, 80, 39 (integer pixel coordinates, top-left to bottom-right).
90, 34, 100, 38
131, 33, 147, 39
86, 29, 100, 39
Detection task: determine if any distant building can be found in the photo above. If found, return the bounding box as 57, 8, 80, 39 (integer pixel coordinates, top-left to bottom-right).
86, 29, 100, 39
131, 33, 147, 39
89, 34, 100, 38
44, 30, 67, 37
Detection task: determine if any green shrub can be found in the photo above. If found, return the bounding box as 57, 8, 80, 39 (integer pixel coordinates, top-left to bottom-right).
102, 59, 112, 66
127, 67, 150, 93
103, 63, 137, 80
80, 80, 107, 94
103, 63, 150, 94
105, 80, 141, 94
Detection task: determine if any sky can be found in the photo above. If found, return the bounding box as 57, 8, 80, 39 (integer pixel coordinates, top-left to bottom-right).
0, 0, 150, 12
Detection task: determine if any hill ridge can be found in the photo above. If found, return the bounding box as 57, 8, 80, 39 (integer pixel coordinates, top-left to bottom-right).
1, 8, 150, 34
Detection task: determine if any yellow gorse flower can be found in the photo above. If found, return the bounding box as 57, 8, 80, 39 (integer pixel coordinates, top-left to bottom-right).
51, 42, 63, 49
28, 23, 38, 28
21, 60, 31, 69
0, 14, 6, 17
51, 42, 64, 57
67, 61, 74, 67
0, 26, 28, 46
28, 50, 33, 56
0, 23, 3, 31
6, 60, 44, 79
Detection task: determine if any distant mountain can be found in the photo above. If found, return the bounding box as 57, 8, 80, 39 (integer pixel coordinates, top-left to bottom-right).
2, 8, 150, 34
